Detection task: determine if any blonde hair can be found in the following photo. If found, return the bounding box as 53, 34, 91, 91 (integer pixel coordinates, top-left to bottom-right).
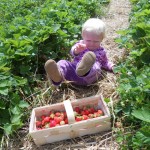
82, 18, 106, 40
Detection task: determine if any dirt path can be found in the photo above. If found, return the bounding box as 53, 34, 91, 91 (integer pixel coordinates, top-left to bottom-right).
10, 0, 131, 149
102, 0, 131, 61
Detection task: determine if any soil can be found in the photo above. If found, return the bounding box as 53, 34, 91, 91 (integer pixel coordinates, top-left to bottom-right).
7, 0, 131, 149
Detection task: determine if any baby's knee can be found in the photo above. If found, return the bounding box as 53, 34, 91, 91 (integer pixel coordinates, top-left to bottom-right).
57, 60, 70, 67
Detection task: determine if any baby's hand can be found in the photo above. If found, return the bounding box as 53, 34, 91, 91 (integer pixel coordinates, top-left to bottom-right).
74, 43, 86, 55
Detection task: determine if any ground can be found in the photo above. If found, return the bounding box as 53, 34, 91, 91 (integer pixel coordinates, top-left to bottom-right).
8, 0, 131, 149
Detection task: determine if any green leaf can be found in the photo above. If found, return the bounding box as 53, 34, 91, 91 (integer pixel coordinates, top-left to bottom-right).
19, 101, 29, 108
132, 107, 150, 123
0, 100, 5, 109
11, 106, 21, 115
0, 87, 9, 95
11, 114, 21, 124
104, 98, 110, 103
0, 79, 11, 87
13, 76, 27, 86
3, 123, 12, 135
52, 24, 61, 32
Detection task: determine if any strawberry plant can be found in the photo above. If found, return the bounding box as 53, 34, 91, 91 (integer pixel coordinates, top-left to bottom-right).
114, 0, 150, 149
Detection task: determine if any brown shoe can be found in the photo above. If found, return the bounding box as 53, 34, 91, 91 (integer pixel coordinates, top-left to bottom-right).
76, 51, 96, 76
44, 59, 62, 82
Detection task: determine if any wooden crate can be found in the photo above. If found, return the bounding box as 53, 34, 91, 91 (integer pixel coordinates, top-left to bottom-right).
29, 95, 111, 146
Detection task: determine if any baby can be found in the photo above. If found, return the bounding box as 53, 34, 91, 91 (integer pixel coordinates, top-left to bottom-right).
45, 18, 114, 86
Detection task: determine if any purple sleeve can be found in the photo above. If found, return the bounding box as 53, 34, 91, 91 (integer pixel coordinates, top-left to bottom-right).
70, 40, 83, 57
70, 44, 78, 57
98, 49, 114, 72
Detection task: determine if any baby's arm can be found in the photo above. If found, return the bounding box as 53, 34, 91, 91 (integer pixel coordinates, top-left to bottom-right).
70, 40, 86, 56
99, 50, 115, 72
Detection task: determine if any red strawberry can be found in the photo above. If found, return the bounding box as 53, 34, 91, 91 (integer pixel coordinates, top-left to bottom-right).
64, 118, 68, 124
36, 121, 42, 127
54, 116, 63, 124
84, 110, 90, 115
60, 112, 65, 120
88, 113, 94, 118
82, 115, 88, 120
74, 106, 81, 113
42, 120, 46, 126
90, 107, 96, 113
87, 108, 92, 114
63, 112, 67, 118
94, 112, 101, 118
55, 112, 61, 117
49, 120, 56, 127
43, 117, 50, 123
97, 109, 103, 115
41, 115, 46, 120
81, 110, 86, 115
75, 116, 82, 122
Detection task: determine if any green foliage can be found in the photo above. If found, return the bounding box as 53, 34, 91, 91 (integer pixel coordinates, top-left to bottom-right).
115, 0, 150, 149
0, 0, 109, 143
132, 107, 150, 123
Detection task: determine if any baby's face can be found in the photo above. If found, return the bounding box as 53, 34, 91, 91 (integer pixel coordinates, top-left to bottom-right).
82, 32, 102, 51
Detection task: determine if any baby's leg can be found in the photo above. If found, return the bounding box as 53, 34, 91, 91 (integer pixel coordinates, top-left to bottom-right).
57, 60, 88, 85
44, 59, 62, 85
76, 51, 96, 76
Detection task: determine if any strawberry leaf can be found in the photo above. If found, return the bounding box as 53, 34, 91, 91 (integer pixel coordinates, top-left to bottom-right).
132, 107, 150, 123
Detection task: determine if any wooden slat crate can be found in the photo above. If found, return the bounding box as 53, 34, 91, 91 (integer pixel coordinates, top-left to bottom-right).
29, 95, 111, 146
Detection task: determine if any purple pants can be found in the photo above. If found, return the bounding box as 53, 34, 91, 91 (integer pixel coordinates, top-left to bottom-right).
52, 60, 102, 86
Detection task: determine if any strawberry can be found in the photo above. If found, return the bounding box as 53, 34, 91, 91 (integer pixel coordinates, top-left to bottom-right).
43, 116, 50, 123
82, 115, 88, 120
42, 120, 46, 126
36, 121, 42, 127
88, 113, 94, 118
87, 108, 92, 114
64, 118, 68, 124
63, 112, 67, 118
54, 116, 63, 124
44, 123, 49, 129
75, 116, 82, 122
55, 112, 61, 117
60, 112, 66, 120
94, 112, 102, 118
97, 109, 103, 115
50, 113, 55, 119
81, 110, 86, 116
90, 107, 96, 114
49, 120, 56, 127
74, 106, 81, 113
60, 120, 65, 125
84, 110, 90, 115
74, 111, 79, 117
41, 115, 46, 120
